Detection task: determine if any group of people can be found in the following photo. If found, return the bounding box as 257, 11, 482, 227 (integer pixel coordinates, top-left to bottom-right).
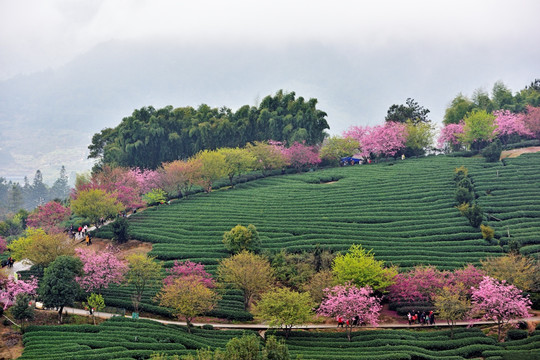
337, 316, 366, 328
2, 256, 15, 268
68, 224, 92, 245
407, 310, 435, 326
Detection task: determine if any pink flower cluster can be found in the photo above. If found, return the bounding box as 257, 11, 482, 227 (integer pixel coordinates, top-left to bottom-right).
163, 260, 215, 288
280, 142, 321, 170
471, 276, 531, 323
437, 122, 464, 149
317, 284, 382, 326
75, 247, 128, 293
0, 276, 38, 310
343, 122, 408, 158
0, 236, 6, 254
387, 265, 485, 303
26, 201, 71, 233
493, 110, 532, 137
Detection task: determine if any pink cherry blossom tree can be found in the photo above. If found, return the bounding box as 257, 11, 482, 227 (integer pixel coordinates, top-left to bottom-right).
163, 260, 215, 288
0, 276, 38, 310
280, 142, 321, 172
72, 166, 145, 211
387, 266, 450, 303
344, 122, 407, 159
130, 168, 162, 195
26, 201, 71, 233
493, 110, 532, 144
0, 236, 7, 254
470, 276, 532, 341
451, 264, 485, 294
75, 246, 128, 294
317, 283, 382, 341
524, 105, 540, 139
437, 122, 465, 151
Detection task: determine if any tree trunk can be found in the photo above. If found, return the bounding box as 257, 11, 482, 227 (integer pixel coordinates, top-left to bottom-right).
347, 324, 352, 342
186, 317, 192, 333
58, 306, 64, 323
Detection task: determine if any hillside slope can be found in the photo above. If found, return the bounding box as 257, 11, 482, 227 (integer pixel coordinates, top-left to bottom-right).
111, 154, 540, 271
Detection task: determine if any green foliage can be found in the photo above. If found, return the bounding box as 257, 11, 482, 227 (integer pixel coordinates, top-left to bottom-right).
481, 224, 495, 241
86, 293, 106, 325
254, 287, 314, 338
465, 204, 484, 228
89, 90, 329, 169
111, 216, 130, 244
453, 166, 469, 182
506, 329, 528, 341
11, 293, 35, 327
223, 224, 261, 254
225, 334, 261, 360
38, 255, 83, 323
457, 177, 474, 193
86, 293, 105, 312
482, 139, 503, 162
332, 244, 397, 291
143, 188, 168, 206
444, 93, 474, 125
125, 253, 163, 313
261, 336, 290, 360
404, 120, 435, 157
319, 136, 359, 164
459, 109, 497, 150
455, 187, 474, 205
433, 285, 471, 338
71, 189, 123, 227
385, 98, 430, 125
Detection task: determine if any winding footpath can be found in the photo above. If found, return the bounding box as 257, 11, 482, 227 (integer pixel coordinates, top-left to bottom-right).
58, 306, 540, 330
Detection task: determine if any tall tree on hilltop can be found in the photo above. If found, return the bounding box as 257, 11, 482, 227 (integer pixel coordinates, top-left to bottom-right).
385, 98, 430, 125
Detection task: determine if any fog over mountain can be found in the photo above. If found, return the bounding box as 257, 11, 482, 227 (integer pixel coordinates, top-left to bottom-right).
1, 1, 539, 183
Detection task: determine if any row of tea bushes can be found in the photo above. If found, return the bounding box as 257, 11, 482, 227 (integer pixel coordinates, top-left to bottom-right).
121, 156, 511, 271
20, 317, 252, 360
273, 328, 540, 360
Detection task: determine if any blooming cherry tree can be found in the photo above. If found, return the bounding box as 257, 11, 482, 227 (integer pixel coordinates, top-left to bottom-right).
75, 247, 128, 293
130, 168, 162, 195
387, 266, 450, 303
0, 236, 6, 254
524, 105, 540, 138
280, 142, 321, 171
163, 260, 215, 288
0, 276, 38, 310
437, 122, 464, 150
317, 284, 382, 341
26, 201, 71, 233
493, 110, 532, 143
470, 276, 532, 341
344, 122, 407, 158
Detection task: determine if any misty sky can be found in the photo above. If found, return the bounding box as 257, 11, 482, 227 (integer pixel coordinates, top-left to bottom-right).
2, 0, 540, 125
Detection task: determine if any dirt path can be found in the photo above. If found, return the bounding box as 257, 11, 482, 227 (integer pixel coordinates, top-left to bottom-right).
500, 146, 540, 159
74, 238, 152, 260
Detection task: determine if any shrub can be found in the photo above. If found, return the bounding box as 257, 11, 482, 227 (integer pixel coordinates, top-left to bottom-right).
454, 166, 469, 182
456, 187, 474, 205
481, 224, 495, 241
506, 329, 528, 341
465, 204, 483, 228
482, 139, 503, 162
111, 217, 130, 244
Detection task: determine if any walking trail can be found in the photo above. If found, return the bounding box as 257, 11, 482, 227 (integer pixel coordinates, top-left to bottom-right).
58, 306, 540, 330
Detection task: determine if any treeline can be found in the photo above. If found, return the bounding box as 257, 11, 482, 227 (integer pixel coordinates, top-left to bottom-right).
444, 79, 540, 125
89, 90, 329, 170
0, 167, 70, 221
